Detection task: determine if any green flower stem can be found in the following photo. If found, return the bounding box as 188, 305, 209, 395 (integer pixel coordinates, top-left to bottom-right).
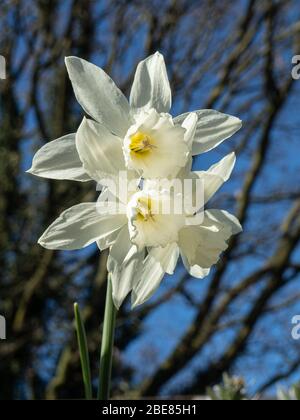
74, 303, 92, 400
98, 275, 117, 400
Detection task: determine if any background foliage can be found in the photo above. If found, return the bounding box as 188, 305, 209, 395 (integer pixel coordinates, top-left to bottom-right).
1, 0, 300, 399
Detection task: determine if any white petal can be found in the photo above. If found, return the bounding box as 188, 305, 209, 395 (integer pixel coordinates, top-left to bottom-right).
38, 203, 126, 250
27, 133, 90, 182
131, 243, 177, 307
149, 243, 179, 275
177, 153, 236, 216
194, 152, 236, 204
65, 57, 131, 137
205, 151, 236, 181
130, 52, 171, 114
96, 229, 120, 251
181, 252, 210, 279
96, 190, 128, 249
174, 110, 242, 155
181, 112, 198, 150
179, 209, 241, 276
179, 222, 226, 270
76, 117, 125, 183
108, 226, 144, 309
205, 209, 242, 235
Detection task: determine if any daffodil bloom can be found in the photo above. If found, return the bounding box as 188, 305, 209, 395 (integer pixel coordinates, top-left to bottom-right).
28, 51, 242, 309
28, 52, 241, 184
36, 152, 241, 308
126, 152, 242, 307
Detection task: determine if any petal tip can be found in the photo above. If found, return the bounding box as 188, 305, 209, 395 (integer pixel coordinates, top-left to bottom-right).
131, 299, 140, 309
223, 151, 236, 169
112, 295, 121, 310
64, 56, 72, 67
65, 56, 81, 72
130, 292, 139, 309
65, 55, 76, 63
37, 238, 45, 248
37, 232, 52, 249
37, 236, 57, 250
154, 50, 163, 58
235, 221, 243, 234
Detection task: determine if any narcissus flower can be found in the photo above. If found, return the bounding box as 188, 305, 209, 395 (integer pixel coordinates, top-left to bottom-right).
28, 51, 242, 309
126, 152, 242, 307
28, 52, 241, 183
36, 152, 241, 308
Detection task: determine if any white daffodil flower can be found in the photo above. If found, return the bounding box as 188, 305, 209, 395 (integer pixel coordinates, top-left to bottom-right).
127, 152, 242, 307
27, 52, 241, 183
27, 51, 242, 309
36, 152, 241, 308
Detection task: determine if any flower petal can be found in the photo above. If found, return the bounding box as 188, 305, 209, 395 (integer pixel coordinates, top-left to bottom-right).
130, 52, 172, 114
179, 226, 226, 275
149, 243, 179, 275
65, 57, 131, 137
174, 110, 242, 155
108, 226, 144, 309
205, 151, 236, 181
27, 133, 90, 182
194, 152, 236, 204
38, 203, 126, 250
181, 112, 198, 151
97, 229, 121, 251
131, 243, 178, 307
205, 209, 242, 235
76, 117, 126, 183
181, 252, 211, 279
179, 209, 241, 277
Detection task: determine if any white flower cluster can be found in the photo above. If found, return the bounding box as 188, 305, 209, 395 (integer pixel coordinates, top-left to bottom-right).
28, 52, 242, 308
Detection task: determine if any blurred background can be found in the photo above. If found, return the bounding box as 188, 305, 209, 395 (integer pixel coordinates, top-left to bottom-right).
0, 0, 300, 400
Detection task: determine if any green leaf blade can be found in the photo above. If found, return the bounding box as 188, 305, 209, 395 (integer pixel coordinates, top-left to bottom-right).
74, 302, 93, 400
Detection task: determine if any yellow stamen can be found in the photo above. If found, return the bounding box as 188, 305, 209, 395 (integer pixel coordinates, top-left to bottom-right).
129, 132, 156, 155
136, 196, 153, 222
